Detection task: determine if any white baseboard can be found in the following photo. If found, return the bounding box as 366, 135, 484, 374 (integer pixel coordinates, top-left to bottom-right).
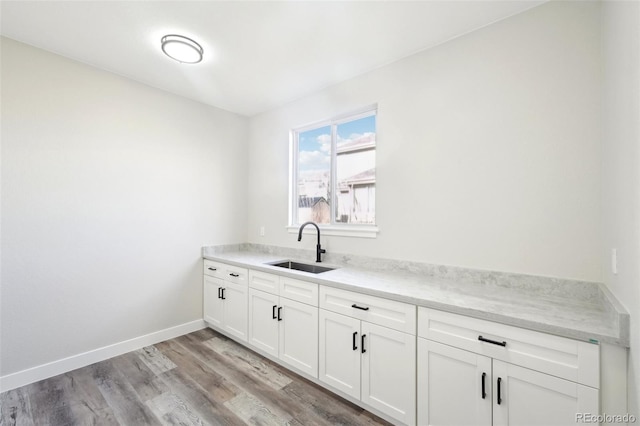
0, 319, 206, 393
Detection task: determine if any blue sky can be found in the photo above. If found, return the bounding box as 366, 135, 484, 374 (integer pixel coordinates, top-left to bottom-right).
298, 115, 376, 172
299, 125, 330, 153
337, 115, 375, 142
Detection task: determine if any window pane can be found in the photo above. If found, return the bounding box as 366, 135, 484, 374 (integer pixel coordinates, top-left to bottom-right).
336, 115, 376, 224
297, 125, 331, 224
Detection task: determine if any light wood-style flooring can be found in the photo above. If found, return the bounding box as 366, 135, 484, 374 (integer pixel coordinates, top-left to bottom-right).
0, 328, 392, 426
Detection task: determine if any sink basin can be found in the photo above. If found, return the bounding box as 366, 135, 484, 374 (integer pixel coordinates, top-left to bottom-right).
267, 260, 336, 274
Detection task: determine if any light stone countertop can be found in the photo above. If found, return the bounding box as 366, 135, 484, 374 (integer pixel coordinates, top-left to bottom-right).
202, 245, 629, 347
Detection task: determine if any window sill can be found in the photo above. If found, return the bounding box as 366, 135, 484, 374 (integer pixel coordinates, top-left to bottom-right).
287, 225, 378, 239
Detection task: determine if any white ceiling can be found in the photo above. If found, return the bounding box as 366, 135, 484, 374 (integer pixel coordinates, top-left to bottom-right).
0, 1, 545, 117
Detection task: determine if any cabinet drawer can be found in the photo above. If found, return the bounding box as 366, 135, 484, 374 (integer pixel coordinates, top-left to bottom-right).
418, 307, 599, 388
203, 260, 225, 278
280, 277, 318, 306
320, 286, 416, 334
224, 265, 248, 285
249, 270, 280, 295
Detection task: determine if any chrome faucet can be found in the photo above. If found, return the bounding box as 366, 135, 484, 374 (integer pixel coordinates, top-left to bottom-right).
297, 221, 326, 262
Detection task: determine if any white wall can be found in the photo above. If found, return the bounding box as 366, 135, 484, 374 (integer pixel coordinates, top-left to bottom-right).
248, 1, 602, 281
0, 37, 248, 377
601, 0, 640, 414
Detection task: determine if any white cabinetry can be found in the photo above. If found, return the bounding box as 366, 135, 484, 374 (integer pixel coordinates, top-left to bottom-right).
418, 339, 491, 426
248, 271, 318, 378
492, 360, 599, 426
417, 307, 599, 426
203, 259, 606, 426
319, 309, 361, 399
319, 287, 416, 425
203, 260, 248, 342
204, 275, 224, 327
247, 288, 279, 355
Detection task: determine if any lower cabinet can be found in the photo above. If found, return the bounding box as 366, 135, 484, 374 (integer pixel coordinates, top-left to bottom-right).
417, 339, 492, 426
492, 360, 598, 426
319, 309, 416, 425
248, 288, 319, 378
203, 275, 224, 328
204, 275, 248, 342
417, 307, 600, 426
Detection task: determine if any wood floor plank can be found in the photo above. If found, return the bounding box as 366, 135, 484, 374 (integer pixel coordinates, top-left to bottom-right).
174, 334, 300, 420
357, 410, 394, 425
91, 359, 162, 425
146, 392, 206, 426
224, 391, 292, 426
24, 373, 77, 426
158, 366, 245, 426
63, 366, 119, 426
136, 345, 177, 376
0, 387, 34, 426
202, 337, 293, 391
278, 382, 355, 426
189, 328, 217, 342
111, 351, 169, 402
156, 339, 239, 403
281, 379, 392, 426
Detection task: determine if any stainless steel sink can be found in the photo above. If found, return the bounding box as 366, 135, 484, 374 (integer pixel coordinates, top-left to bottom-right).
267, 260, 336, 274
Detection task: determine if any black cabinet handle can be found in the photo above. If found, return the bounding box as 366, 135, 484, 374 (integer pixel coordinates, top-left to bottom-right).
481, 372, 487, 399
208, 267, 217, 271
361, 334, 366, 353
229, 273, 240, 277
478, 336, 507, 347
277, 307, 282, 321
352, 332, 358, 351
220, 288, 226, 300
351, 304, 370, 311
272, 305, 277, 319
217, 287, 222, 299
497, 377, 502, 405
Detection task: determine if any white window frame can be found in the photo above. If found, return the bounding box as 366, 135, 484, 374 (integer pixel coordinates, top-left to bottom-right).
287, 105, 379, 239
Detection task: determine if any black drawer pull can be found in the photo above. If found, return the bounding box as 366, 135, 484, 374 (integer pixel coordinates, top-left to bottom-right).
229, 273, 240, 277
478, 336, 506, 347
220, 288, 226, 300
497, 377, 502, 405
351, 304, 370, 311
361, 334, 366, 353
352, 331, 358, 351
272, 305, 277, 319
218, 287, 222, 299
481, 372, 487, 399
277, 306, 282, 321
208, 267, 217, 271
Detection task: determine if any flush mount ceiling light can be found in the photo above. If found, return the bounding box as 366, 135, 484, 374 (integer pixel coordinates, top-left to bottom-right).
161, 34, 203, 64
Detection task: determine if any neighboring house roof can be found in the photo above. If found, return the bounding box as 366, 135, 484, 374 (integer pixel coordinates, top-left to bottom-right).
336, 133, 376, 154
340, 168, 375, 188
299, 196, 328, 208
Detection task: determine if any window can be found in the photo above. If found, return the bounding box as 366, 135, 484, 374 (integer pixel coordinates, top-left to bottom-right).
291, 108, 376, 232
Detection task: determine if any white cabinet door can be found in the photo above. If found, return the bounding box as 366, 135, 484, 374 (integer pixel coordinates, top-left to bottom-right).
418, 338, 492, 426
204, 276, 224, 328
361, 322, 416, 426
493, 360, 599, 426
222, 280, 248, 342
248, 288, 279, 357
319, 309, 362, 400
279, 297, 318, 378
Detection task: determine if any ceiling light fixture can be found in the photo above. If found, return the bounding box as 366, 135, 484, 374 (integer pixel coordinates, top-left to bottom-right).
161, 34, 203, 64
